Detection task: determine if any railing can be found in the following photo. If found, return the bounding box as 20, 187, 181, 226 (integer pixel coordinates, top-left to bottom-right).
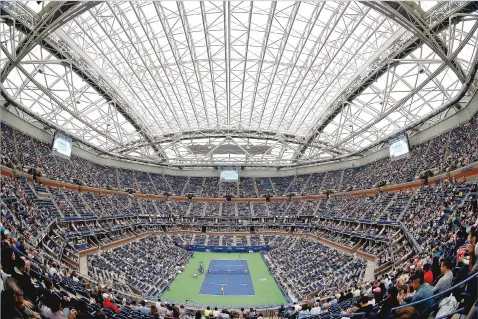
388, 271, 478, 319
31, 218, 56, 246
2, 161, 478, 202
399, 221, 423, 254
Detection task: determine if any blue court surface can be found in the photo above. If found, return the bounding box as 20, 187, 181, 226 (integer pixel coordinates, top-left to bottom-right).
199, 260, 255, 296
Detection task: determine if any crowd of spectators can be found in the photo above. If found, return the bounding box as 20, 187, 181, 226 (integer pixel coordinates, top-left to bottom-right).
321, 170, 343, 192
1, 215, 194, 319
239, 178, 257, 198
271, 176, 294, 196
89, 236, 192, 298
183, 177, 203, 196
0, 122, 18, 167
222, 202, 237, 217
149, 174, 172, 194
266, 237, 367, 300
1, 175, 58, 241
221, 182, 238, 197
117, 169, 136, 190
164, 176, 188, 196
237, 203, 251, 217
287, 175, 310, 195
252, 203, 268, 217
1, 116, 478, 318
168, 201, 190, 216
202, 178, 219, 197
2, 114, 478, 200
135, 171, 158, 194
255, 178, 273, 196
304, 172, 326, 195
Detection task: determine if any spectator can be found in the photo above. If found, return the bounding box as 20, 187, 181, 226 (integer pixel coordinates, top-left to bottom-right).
139, 300, 150, 315
454, 251, 469, 286
49, 263, 59, 277
355, 296, 373, 315
130, 300, 140, 311
377, 286, 400, 319
171, 304, 180, 319
394, 306, 420, 319
158, 303, 168, 317
432, 259, 454, 293
92, 312, 106, 319
399, 271, 434, 314
423, 264, 433, 284
278, 304, 286, 318
1, 276, 41, 319
220, 308, 230, 319
373, 286, 383, 304
102, 294, 120, 313
1, 242, 16, 275
37, 278, 60, 315
468, 230, 477, 272
48, 296, 77, 319
204, 306, 212, 317
155, 299, 162, 310
150, 305, 159, 319
248, 308, 257, 318
309, 302, 321, 315
11, 257, 37, 302
74, 301, 92, 319
384, 275, 392, 289
431, 256, 441, 282
70, 271, 80, 282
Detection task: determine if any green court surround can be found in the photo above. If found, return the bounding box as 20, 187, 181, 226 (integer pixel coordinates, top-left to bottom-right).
161, 252, 287, 307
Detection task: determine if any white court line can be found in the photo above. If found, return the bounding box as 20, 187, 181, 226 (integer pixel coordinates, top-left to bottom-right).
208, 283, 249, 286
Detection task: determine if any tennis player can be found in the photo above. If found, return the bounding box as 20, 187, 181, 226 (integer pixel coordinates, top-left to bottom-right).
221, 286, 224, 295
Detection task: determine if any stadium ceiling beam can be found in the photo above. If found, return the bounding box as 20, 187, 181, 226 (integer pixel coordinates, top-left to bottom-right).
177, 1, 213, 126
333, 19, 478, 149
200, 1, 220, 127
293, 1, 478, 161
365, 1, 468, 83
238, 2, 254, 123
0, 82, 159, 164
247, 1, 276, 128
97, 2, 180, 135
224, 1, 231, 127
0, 45, 125, 148
154, 2, 202, 129
256, 2, 300, 126
0, 1, 168, 161
0, 1, 98, 82
107, 129, 347, 157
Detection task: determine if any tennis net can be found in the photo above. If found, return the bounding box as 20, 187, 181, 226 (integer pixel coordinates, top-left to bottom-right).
208, 269, 248, 274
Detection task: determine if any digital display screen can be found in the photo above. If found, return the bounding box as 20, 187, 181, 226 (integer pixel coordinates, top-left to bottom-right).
389, 134, 410, 160
52, 132, 72, 158
220, 170, 238, 182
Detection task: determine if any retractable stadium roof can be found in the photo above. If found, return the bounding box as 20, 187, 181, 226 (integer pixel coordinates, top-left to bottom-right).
1, 1, 477, 168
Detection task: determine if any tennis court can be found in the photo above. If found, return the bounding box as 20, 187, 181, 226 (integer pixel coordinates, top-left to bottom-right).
161, 252, 287, 307
200, 260, 255, 296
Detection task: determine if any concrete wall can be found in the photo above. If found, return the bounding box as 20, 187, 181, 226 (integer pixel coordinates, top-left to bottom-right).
2, 88, 477, 178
